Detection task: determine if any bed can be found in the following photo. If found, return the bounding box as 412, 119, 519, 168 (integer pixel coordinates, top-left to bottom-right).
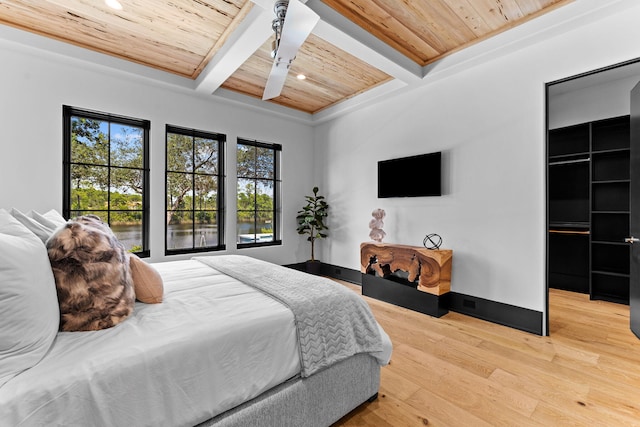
0, 209, 392, 427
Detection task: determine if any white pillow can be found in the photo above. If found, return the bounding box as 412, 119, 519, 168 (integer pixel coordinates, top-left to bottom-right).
29, 210, 62, 230
9, 209, 67, 244
10, 208, 54, 243
0, 209, 60, 387
34, 209, 67, 228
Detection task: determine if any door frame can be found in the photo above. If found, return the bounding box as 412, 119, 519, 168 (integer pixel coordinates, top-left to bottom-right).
545, 57, 640, 336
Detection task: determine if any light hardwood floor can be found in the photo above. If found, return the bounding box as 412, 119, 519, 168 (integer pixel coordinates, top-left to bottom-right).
333, 283, 640, 426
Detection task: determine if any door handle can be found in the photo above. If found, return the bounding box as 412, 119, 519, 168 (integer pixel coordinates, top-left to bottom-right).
625, 236, 640, 244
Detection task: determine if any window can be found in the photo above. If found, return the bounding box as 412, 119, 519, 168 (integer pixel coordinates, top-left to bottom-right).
166, 125, 225, 254
236, 139, 281, 247
63, 106, 149, 256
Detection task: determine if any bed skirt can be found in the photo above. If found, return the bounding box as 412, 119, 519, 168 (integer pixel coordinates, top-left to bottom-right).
196, 353, 380, 427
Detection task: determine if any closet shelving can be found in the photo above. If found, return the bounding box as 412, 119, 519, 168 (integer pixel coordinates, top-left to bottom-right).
548, 115, 630, 303
590, 116, 630, 303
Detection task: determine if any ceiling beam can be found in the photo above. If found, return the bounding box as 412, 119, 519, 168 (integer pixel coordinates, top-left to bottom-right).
198, 0, 423, 94
305, 0, 422, 84
194, 5, 273, 95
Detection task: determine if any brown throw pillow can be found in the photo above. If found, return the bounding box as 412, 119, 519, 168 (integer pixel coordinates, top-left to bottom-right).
129, 254, 163, 304
46, 215, 135, 331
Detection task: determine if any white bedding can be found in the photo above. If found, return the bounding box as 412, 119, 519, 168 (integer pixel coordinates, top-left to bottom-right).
0, 260, 301, 427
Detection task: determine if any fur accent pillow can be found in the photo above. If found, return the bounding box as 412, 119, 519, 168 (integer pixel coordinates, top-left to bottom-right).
130, 254, 164, 304
46, 215, 135, 331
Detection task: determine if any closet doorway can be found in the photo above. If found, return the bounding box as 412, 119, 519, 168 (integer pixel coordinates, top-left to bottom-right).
546, 58, 640, 338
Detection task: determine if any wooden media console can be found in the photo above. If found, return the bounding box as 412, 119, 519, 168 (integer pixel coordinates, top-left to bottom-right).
360, 242, 452, 317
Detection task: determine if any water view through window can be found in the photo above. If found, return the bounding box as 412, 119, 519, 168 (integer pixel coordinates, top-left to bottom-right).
108, 223, 219, 251
236, 139, 281, 247
165, 126, 225, 254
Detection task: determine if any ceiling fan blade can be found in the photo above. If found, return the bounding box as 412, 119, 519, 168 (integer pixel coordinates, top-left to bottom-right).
263, 60, 290, 100
275, 0, 320, 61
262, 0, 319, 100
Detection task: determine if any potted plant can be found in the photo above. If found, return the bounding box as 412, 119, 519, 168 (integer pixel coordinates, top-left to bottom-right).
296, 186, 329, 274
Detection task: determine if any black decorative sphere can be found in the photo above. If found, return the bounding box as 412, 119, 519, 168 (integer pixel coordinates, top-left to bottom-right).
423, 233, 442, 250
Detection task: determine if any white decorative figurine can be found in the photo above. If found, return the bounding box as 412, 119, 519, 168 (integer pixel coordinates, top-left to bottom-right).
369, 208, 386, 242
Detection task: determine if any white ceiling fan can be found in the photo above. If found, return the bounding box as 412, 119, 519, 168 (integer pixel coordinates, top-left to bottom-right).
252, 0, 320, 100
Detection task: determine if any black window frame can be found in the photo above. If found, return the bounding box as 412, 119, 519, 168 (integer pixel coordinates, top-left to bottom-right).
236, 138, 282, 249
62, 105, 150, 257
165, 124, 226, 255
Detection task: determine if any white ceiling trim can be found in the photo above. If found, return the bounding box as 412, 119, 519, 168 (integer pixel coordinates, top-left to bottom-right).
213, 87, 313, 123
195, 6, 273, 95
310, 78, 408, 123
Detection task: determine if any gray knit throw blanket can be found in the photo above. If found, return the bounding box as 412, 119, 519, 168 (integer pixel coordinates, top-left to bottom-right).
194, 255, 383, 377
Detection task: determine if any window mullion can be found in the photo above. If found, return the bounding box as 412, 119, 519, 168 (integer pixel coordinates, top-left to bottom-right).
272, 149, 277, 240
192, 135, 196, 250
253, 178, 258, 240
254, 147, 258, 240
107, 122, 111, 225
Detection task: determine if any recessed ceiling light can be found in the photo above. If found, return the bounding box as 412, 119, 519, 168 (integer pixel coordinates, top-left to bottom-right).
105, 0, 123, 10
296, 74, 306, 80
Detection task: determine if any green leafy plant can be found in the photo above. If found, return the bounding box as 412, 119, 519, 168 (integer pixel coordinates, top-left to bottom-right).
296, 186, 329, 262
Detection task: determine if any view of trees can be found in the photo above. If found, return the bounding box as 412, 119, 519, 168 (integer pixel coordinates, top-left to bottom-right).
70, 116, 279, 251
236, 142, 278, 241
70, 116, 144, 224
166, 131, 220, 227
237, 181, 274, 222
165, 129, 224, 252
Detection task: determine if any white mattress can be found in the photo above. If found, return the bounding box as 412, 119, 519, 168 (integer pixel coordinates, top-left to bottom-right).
0, 260, 301, 427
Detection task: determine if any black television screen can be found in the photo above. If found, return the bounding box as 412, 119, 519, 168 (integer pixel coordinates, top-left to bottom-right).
378, 152, 441, 198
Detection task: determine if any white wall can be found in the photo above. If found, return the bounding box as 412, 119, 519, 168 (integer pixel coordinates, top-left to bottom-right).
549, 74, 640, 129
0, 38, 315, 265
314, 1, 640, 332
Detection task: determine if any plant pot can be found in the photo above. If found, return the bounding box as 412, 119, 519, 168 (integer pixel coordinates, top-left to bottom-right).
305, 260, 322, 275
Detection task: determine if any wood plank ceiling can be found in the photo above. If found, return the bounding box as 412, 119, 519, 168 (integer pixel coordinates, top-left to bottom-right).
0, 0, 572, 115
324, 0, 571, 67
222, 33, 393, 113
0, 0, 251, 78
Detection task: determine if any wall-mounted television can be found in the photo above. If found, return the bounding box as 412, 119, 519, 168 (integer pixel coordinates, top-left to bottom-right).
378, 152, 442, 198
